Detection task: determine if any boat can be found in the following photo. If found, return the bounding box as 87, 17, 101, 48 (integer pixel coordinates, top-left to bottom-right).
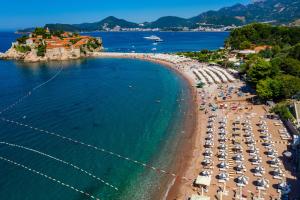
151, 48, 157, 51
144, 35, 163, 42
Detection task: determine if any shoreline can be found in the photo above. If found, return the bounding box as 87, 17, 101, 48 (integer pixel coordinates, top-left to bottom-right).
91, 52, 202, 199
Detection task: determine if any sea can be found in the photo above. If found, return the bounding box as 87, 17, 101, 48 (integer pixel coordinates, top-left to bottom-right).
0, 31, 228, 200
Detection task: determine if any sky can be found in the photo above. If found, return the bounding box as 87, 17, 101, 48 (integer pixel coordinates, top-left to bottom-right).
0, 0, 250, 30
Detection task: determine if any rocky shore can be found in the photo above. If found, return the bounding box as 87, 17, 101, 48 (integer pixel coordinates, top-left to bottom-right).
0, 46, 101, 62
0, 28, 103, 62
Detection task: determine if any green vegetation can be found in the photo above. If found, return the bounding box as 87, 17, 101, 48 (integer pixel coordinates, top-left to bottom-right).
271, 102, 295, 121
17, 35, 29, 44
37, 44, 46, 57
70, 38, 81, 44
14, 45, 31, 53
226, 23, 300, 49
87, 39, 101, 50
177, 49, 226, 64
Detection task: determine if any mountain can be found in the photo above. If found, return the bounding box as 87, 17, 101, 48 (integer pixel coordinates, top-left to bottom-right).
190, 0, 300, 26
146, 16, 194, 28
18, 0, 300, 32
42, 16, 139, 32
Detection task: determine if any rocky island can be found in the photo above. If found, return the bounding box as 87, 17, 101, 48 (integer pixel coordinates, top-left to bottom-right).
0, 27, 103, 62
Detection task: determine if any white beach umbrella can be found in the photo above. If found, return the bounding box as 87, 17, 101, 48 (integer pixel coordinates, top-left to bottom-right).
202, 159, 211, 165
256, 178, 269, 188
254, 166, 265, 174
250, 156, 261, 163
218, 173, 228, 180
218, 143, 226, 150
273, 168, 283, 176
218, 152, 227, 158
233, 154, 244, 161
235, 163, 245, 171
218, 161, 227, 169
207, 128, 213, 133
207, 123, 213, 128
270, 158, 280, 165
200, 170, 210, 176
236, 175, 248, 185
205, 134, 213, 140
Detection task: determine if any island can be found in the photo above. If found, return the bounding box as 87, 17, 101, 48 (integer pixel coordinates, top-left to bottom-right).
0, 27, 103, 62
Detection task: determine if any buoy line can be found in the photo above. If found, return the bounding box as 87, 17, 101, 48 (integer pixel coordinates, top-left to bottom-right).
1, 117, 192, 181
0, 66, 63, 115
0, 156, 100, 200
0, 141, 118, 191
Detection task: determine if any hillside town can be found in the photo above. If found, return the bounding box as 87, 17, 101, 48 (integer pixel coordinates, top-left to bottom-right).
1, 28, 103, 62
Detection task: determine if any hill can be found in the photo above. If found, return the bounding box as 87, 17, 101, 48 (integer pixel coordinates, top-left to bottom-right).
18, 0, 300, 32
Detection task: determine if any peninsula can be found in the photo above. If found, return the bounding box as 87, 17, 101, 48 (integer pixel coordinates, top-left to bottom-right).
0, 28, 103, 62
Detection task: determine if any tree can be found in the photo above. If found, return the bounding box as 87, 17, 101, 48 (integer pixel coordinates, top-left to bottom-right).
280, 58, 300, 77
256, 78, 281, 100
37, 44, 46, 57
17, 35, 29, 44
277, 75, 300, 99
289, 43, 300, 60
240, 41, 251, 50
246, 57, 278, 84
34, 27, 46, 36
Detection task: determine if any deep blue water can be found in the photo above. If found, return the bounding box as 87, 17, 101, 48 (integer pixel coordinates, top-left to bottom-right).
0, 32, 227, 200
0, 31, 228, 53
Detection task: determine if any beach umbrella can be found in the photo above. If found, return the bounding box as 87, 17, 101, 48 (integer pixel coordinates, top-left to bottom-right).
207, 123, 213, 128
219, 136, 227, 142
254, 166, 265, 174
205, 134, 213, 140
236, 175, 248, 185
273, 168, 283, 176
202, 159, 211, 166
246, 138, 255, 144
200, 170, 210, 176
233, 154, 244, 161
269, 158, 280, 165
219, 128, 226, 134
256, 178, 269, 188
218, 161, 227, 169
207, 128, 213, 133
235, 163, 245, 171
266, 149, 277, 156
218, 173, 228, 180
204, 149, 212, 156
218, 152, 227, 158
205, 141, 213, 147
250, 156, 261, 163
218, 143, 226, 150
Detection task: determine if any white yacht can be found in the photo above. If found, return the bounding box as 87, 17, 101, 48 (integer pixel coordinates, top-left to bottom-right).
144, 35, 163, 42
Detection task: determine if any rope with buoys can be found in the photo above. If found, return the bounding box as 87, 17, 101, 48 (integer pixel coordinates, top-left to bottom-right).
1, 117, 194, 182
0, 66, 63, 115
0, 141, 118, 190
0, 155, 100, 200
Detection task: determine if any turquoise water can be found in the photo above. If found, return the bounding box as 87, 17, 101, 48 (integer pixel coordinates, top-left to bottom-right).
0, 58, 190, 200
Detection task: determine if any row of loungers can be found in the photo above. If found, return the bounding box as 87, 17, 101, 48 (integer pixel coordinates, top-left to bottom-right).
192, 66, 236, 85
